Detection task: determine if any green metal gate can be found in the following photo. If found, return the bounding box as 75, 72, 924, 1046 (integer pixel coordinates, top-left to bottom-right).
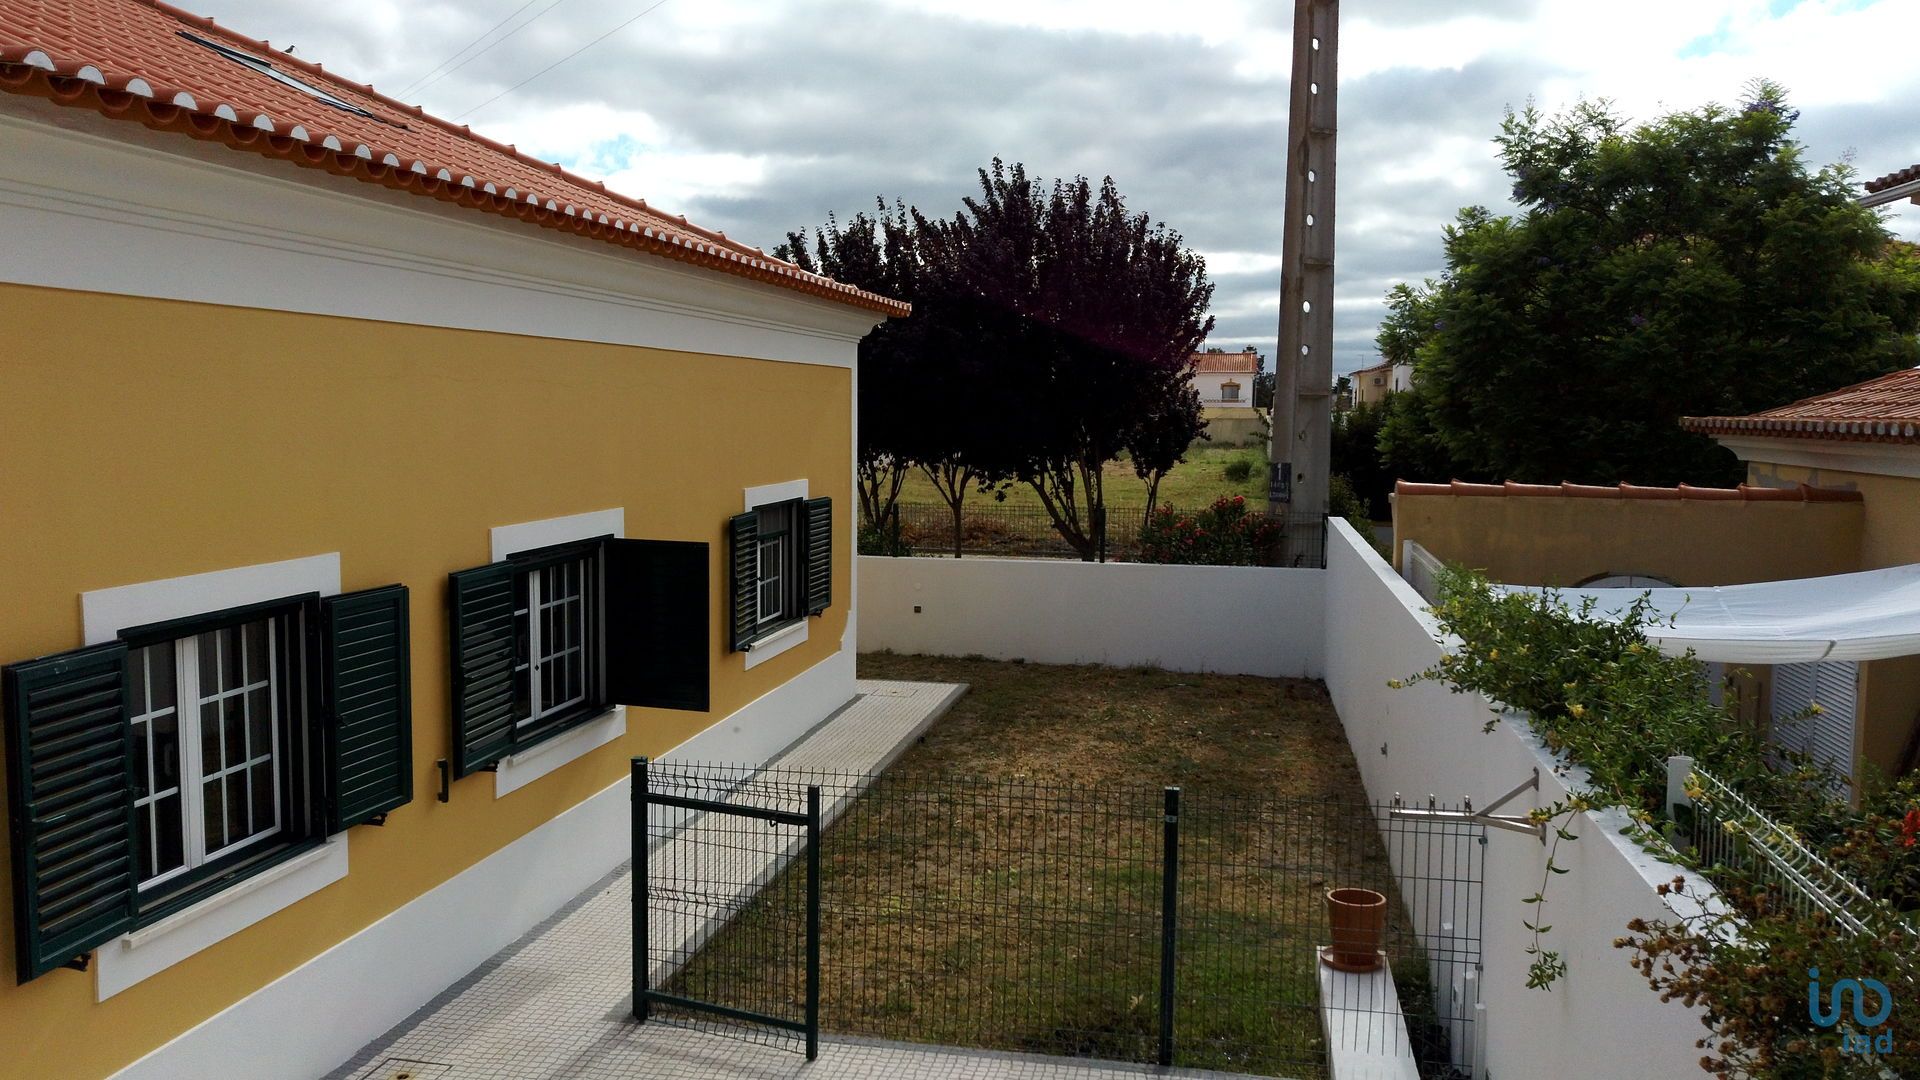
631, 758, 821, 1058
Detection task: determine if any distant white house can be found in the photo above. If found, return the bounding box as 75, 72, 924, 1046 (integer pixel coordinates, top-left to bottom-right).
1349, 360, 1413, 407
1193, 347, 1261, 407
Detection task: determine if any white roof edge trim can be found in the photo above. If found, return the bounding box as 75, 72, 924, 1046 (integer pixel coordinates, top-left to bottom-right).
21, 50, 55, 72
124, 77, 154, 97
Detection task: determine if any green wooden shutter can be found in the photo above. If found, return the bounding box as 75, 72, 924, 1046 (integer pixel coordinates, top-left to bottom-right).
322, 585, 413, 830
803, 496, 833, 617
727, 512, 759, 652
605, 540, 710, 712
3, 643, 135, 983
448, 562, 519, 778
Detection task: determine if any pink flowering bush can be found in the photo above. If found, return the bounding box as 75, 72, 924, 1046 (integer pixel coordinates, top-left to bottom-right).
1135, 495, 1279, 565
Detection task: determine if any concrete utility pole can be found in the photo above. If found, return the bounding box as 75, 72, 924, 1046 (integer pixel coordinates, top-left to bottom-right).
1269, 0, 1338, 560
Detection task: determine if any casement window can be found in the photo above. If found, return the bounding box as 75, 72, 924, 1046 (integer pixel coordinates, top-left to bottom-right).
4, 586, 412, 983
448, 536, 708, 779
728, 497, 832, 653
1221, 382, 1242, 402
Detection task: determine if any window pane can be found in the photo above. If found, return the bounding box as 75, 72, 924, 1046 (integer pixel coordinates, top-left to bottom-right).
250, 761, 274, 831
201, 700, 224, 772
130, 649, 149, 716
217, 627, 239, 689
243, 620, 269, 684
131, 721, 150, 794
202, 782, 226, 852
198, 630, 219, 689
154, 793, 184, 876
135, 802, 153, 881
147, 640, 175, 713
246, 687, 271, 758
223, 694, 246, 766
151, 712, 180, 792
226, 773, 248, 843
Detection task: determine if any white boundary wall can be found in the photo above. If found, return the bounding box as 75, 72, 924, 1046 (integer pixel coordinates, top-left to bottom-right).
1323, 520, 1712, 1080
858, 556, 1325, 678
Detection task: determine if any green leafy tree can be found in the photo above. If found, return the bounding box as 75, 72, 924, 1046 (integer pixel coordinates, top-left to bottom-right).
1331, 399, 1392, 519
1387, 84, 1920, 486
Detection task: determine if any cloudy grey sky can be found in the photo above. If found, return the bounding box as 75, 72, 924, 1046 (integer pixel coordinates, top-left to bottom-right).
233, 0, 1920, 374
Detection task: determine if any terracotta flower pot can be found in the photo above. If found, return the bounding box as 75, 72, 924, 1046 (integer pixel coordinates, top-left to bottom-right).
1323, 887, 1388, 972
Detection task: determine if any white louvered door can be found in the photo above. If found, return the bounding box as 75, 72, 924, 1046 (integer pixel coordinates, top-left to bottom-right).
1770, 660, 1857, 783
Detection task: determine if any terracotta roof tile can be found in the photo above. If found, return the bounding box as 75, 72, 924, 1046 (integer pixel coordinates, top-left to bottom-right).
0, 0, 909, 317
1867, 165, 1920, 194
1393, 479, 1861, 503
1680, 368, 1920, 445
1192, 350, 1258, 373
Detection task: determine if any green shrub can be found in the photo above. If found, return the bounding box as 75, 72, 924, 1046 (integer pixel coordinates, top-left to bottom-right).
1136, 496, 1278, 565
1222, 456, 1254, 483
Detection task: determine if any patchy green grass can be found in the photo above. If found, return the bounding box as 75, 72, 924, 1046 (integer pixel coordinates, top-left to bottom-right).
893, 445, 1268, 514
664, 656, 1448, 1078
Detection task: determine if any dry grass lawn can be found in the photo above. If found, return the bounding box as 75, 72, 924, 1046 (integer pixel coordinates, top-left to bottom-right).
661, 656, 1452, 1079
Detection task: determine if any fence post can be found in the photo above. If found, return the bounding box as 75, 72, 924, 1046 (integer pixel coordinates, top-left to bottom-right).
633, 757, 650, 1023
1665, 755, 1695, 821
1159, 786, 1181, 1067
805, 784, 822, 1061
1094, 504, 1108, 563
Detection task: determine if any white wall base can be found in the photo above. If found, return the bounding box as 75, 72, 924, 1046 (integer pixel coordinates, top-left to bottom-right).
108, 646, 857, 1080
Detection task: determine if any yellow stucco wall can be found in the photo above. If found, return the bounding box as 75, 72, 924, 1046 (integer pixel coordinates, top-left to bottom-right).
1391, 493, 1864, 587
0, 283, 854, 1078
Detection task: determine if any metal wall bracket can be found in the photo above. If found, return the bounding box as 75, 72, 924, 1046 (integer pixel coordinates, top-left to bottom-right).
1389, 768, 1546, 843
436, 758, 451, 803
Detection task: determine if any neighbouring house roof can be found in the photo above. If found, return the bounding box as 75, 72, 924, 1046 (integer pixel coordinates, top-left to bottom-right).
1394, 479, 1862, 503
1867, 165, 1920, 195
0, 0, 909, 317
1349, 361, 1395, 378
1680, 368, 1920, 445
1193, 350, 1258, 374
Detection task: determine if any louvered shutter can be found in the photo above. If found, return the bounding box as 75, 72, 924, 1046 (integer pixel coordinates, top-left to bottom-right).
322, 586, 413, 830
1769, 661, 1818, 756
448, 562, 519, 777
3, 643, 135, 983
803, 497, 832, 617
606, 540, 710, 712
1811, 662, 1859, 784
727, 512, 758, 652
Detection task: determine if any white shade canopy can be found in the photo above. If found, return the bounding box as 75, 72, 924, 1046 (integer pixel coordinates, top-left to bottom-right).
1494, 564, 1920, 663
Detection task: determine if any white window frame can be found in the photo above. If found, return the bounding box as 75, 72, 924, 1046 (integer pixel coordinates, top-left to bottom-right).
133, 623, 284, 893
79, 554, 348, 1001
488, 509, 629, 799
518, 556, 594, 729
742, 480, 811, 670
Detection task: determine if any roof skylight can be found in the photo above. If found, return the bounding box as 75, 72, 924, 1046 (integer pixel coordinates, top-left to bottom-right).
177, 31, 374, 119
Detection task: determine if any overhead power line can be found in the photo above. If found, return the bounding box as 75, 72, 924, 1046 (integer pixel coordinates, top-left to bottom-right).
395, 0, 574, 101
453, 0, 671, 123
